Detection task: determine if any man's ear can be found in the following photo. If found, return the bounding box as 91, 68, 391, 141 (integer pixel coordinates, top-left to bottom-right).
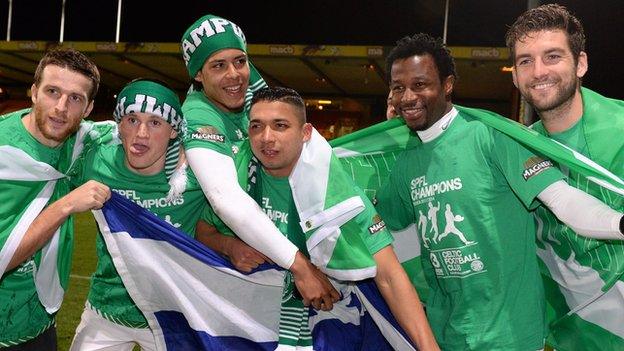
576, 51, 588, 79
302, 123, 313, 142
83, 100, 94, 118
30, 84, 38, 104
194, 70, 203, 83
511, 67, 519, 89
443, 75, 455, 98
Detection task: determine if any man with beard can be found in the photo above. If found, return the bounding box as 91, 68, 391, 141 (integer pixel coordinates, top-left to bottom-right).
507, 4, 624, 349
376, 33, 624, 350
0, 48, 110, 350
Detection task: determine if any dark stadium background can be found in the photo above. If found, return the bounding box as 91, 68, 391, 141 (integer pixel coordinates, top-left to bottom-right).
1, 0, 621, 99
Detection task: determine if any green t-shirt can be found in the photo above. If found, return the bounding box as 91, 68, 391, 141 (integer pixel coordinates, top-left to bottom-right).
256, 167, 393, 257
534, 117, 623, 279
257, 168, 394, 347
376, 111, 563, 350
550, 119, 588, 155
531, 89, 624, 350
182, 90, 248, 158
0, 109, 78, 345
68, 143, 207, 328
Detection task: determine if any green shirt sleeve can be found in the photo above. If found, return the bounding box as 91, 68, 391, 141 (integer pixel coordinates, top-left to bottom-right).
375, 159, 417, 232
350, 187, 393, 255
199, 203, 235, 237
183, 107, 235, 158
490, 129, 565, 210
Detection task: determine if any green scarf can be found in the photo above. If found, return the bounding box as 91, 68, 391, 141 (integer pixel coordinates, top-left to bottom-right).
454, 105, 624, 197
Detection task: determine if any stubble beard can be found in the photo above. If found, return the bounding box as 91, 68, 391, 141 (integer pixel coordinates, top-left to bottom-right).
35, 109, 81, 144
526, 76, 578, 116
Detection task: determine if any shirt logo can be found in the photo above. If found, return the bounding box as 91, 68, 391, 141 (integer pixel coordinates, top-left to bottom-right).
522, 156, 553, 181
113, 189, 184, 208
14, 259, 35, 276
368, 214, 386, 234
418, 201, 485, 279
192, 125, 225, 143
235, 129, 244, 140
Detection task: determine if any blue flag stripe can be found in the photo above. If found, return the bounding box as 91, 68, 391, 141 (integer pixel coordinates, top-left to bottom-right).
102, 192, 277, 274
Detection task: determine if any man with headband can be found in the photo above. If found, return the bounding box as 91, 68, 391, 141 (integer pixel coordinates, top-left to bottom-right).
180, 14, 338, 309
69, 79, 207, 350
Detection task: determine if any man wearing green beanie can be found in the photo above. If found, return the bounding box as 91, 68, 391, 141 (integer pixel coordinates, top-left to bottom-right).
180, 14, 339, 310
69, 79, 207, 350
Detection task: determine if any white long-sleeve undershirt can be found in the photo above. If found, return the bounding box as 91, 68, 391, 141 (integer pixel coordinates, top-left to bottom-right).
187, 148, 298, 268
538, 180, 623, 240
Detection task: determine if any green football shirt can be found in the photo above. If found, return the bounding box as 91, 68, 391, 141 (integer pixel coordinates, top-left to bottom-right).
256, 167, 394, 347
376, 110, 564, 350
68, 143, 207, 328
256, 167, 393, 256
531, 90, 624, 350
182, 90, 248, 158
0, 110, 68, 346
534, 118, 623, 280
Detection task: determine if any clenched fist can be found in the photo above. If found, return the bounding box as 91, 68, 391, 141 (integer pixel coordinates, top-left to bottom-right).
62, 180, 111, 214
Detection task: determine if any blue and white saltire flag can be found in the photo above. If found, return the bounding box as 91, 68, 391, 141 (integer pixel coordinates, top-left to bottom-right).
93, 193, 416, 351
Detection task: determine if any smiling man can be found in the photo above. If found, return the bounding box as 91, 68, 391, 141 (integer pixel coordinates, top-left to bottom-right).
0, 48, 111, 351
197, 87, 439, 350
68, 79, 207, 351
180, 14, 338, 308
376, 33, 624, 350
507, 4, 624, 350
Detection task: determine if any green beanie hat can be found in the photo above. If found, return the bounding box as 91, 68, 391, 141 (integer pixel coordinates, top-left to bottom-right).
113, 79, 184, 132
181, 14, 247, 78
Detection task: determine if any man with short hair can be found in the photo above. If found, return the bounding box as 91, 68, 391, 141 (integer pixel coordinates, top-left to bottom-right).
198, 86, 439, 350
180, 14, 337, 307
0, 48, 110, 350
507, 4, 624, 349
376, 33, 624, 350
68, 78, 208, 351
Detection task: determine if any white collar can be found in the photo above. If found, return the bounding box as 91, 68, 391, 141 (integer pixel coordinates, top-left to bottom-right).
416, 106, 458, 143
